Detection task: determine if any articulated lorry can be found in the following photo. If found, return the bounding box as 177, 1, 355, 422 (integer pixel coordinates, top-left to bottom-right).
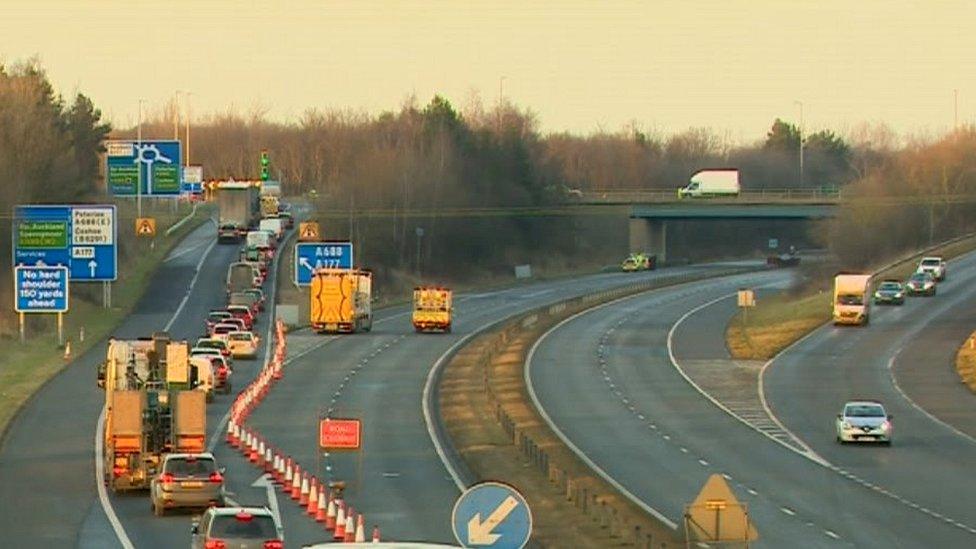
412, 287, 452, 333
310, 268, 373, 333
217, 181, 259, 242
678, 168, 740, 198
833, 274, 872, 326
100, 333, 207, 492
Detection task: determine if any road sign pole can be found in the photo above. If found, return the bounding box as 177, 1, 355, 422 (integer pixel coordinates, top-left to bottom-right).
57, 312, 63, 347
19, 313, 25, 344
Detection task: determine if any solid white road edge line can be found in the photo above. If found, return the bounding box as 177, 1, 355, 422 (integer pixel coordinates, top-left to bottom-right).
97, 228, 218, 549
667, 291, 829, 466
524, 290, 681, 530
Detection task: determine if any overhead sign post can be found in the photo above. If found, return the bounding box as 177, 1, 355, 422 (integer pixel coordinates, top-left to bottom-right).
13, 205, 117, 281
105, 139, 183, 197
14, 265, 69, 345
294, 241, 354, 286
452, 481, 532, 549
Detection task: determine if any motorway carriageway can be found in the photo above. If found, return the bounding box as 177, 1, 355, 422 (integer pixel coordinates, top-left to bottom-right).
529, 253, 976, 548
0, 209, 758, 549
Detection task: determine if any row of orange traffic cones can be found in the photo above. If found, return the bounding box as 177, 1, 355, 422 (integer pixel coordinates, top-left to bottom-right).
225, 320, 382, 543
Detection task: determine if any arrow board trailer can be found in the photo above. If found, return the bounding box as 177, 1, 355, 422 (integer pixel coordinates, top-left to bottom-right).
13, 204, 117, 281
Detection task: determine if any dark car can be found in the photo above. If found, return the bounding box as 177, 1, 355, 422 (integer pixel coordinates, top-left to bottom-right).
905, 272, 936, 296
872, 280, 905, 305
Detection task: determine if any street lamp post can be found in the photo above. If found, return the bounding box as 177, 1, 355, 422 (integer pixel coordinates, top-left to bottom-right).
415, 227, 425, 278
794, 100, 804, 188
137, 99, 146, 218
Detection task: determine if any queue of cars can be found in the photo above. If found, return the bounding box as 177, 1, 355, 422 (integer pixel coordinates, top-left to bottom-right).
837, 257, 948, 447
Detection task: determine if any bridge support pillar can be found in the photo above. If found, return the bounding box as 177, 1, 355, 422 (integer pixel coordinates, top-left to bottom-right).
629, 218, 666, 263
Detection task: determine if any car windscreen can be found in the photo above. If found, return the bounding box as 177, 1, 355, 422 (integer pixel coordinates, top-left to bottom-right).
213, 326, 234, 334
164, 456, 215, 476
879, 283, 901, 291
229, 333, 252, 341
909, 273, 930, 282
837, 294, 863, 305
198, 341, 223, 349
920, 259, 940, 266
846, 405, 885, 417
208, 313, 230, 322
209, 514, 277, 538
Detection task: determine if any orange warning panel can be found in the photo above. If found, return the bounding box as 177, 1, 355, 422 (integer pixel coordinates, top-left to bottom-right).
135, 217, 156, 237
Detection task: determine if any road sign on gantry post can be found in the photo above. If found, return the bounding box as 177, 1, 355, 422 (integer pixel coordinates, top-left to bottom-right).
105, 140, 182, 196
294, 241, 354, 286
13, 205, 117, 281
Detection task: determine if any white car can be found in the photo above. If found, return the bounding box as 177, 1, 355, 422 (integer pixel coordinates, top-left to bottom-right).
836, 400, 892, 445
227, 331, 260, 359
916, 256, 946, 281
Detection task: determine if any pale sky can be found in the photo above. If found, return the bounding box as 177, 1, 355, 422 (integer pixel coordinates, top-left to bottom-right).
2, 0, 974, 141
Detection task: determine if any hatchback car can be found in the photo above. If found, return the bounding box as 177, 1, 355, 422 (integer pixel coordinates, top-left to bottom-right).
916, 256, 946, 281
226, 305, 255, 330
195, 338, 231, 360
227, 331, 260, 359
191, 507, 283, 549
206, 311, 233, 334
872, 280, 905, 305
150, 453, 224, 515
906, 272, 936, 296
210, 323, 240, 342
243, 288, 266, 311
836, 400, 892, 444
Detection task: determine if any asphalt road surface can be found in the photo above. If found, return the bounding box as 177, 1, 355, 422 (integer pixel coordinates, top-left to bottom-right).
0, 209, 753, 549
764, 250, 976, 546
529, 263, 976, 547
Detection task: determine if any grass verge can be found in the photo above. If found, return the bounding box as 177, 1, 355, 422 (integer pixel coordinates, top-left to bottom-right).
0, 203, 212, 438
727, 234, 976, 360
956, 332, 976, 392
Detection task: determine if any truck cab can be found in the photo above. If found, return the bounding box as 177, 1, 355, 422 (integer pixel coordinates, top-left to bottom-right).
833, 274, 872, 326
412, 287, 453, 333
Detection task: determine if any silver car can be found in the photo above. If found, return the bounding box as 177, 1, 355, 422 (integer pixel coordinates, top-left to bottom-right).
836, 400, 892, 445
150, 453, 225, 515
192, 506, 283, 549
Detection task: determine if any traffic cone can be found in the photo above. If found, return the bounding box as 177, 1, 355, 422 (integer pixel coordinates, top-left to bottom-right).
249, 438, 260, 464
372, 525, 381, 543
316, 490, 328, 522
326, 497, 337, 530
307, 479, 319, 515
264, 447, 274, 472
256, 440, 266, 467
299, 474, 310, 506
334, 503, 346, 540
354, 514, 365, 542
241, 431, 252, 456
343, 508, 355, 542
282, 462, 293, 490
276, 457, 288, 485
270, 455, 280, 481
290, 467, 302, 500
226, 420, 236, 445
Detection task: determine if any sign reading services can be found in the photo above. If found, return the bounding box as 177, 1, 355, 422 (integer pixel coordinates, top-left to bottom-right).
13, 205, 117, 281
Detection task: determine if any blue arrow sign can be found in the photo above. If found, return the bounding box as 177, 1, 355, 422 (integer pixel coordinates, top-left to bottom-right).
452, 482, 532, 549
15, 265, 69, 313
294, 242, 354, 286
13, 205, 117, 281
105, 140, 182, 196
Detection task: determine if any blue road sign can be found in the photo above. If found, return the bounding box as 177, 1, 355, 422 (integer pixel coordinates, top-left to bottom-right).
13, 205, 117, 281
294, 242, 354, 286
15, 265, 69, 313
452, 482, 532, 549
105, 140, 183, 196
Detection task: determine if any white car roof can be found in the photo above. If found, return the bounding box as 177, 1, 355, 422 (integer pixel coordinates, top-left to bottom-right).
165, 452, 215, 460
844, 400, 885, 408
190, 347, 221, 354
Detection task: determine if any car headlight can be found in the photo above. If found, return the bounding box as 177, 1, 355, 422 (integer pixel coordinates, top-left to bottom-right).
894, 292, 903, 298
841, 421, 852, 430
925, 282, 934, 289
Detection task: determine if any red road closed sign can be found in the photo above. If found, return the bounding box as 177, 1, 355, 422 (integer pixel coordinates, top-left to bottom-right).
319, 418, 362, 450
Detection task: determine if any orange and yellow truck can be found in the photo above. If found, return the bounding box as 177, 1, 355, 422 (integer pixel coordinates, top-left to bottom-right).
310, 268, 373, 333
412, 287, 452, 333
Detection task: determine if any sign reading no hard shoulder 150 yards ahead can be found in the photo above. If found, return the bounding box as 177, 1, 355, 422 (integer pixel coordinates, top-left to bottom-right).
105, 139, 183, 196
13, 205, 117, 281
15, 265, 69, 313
